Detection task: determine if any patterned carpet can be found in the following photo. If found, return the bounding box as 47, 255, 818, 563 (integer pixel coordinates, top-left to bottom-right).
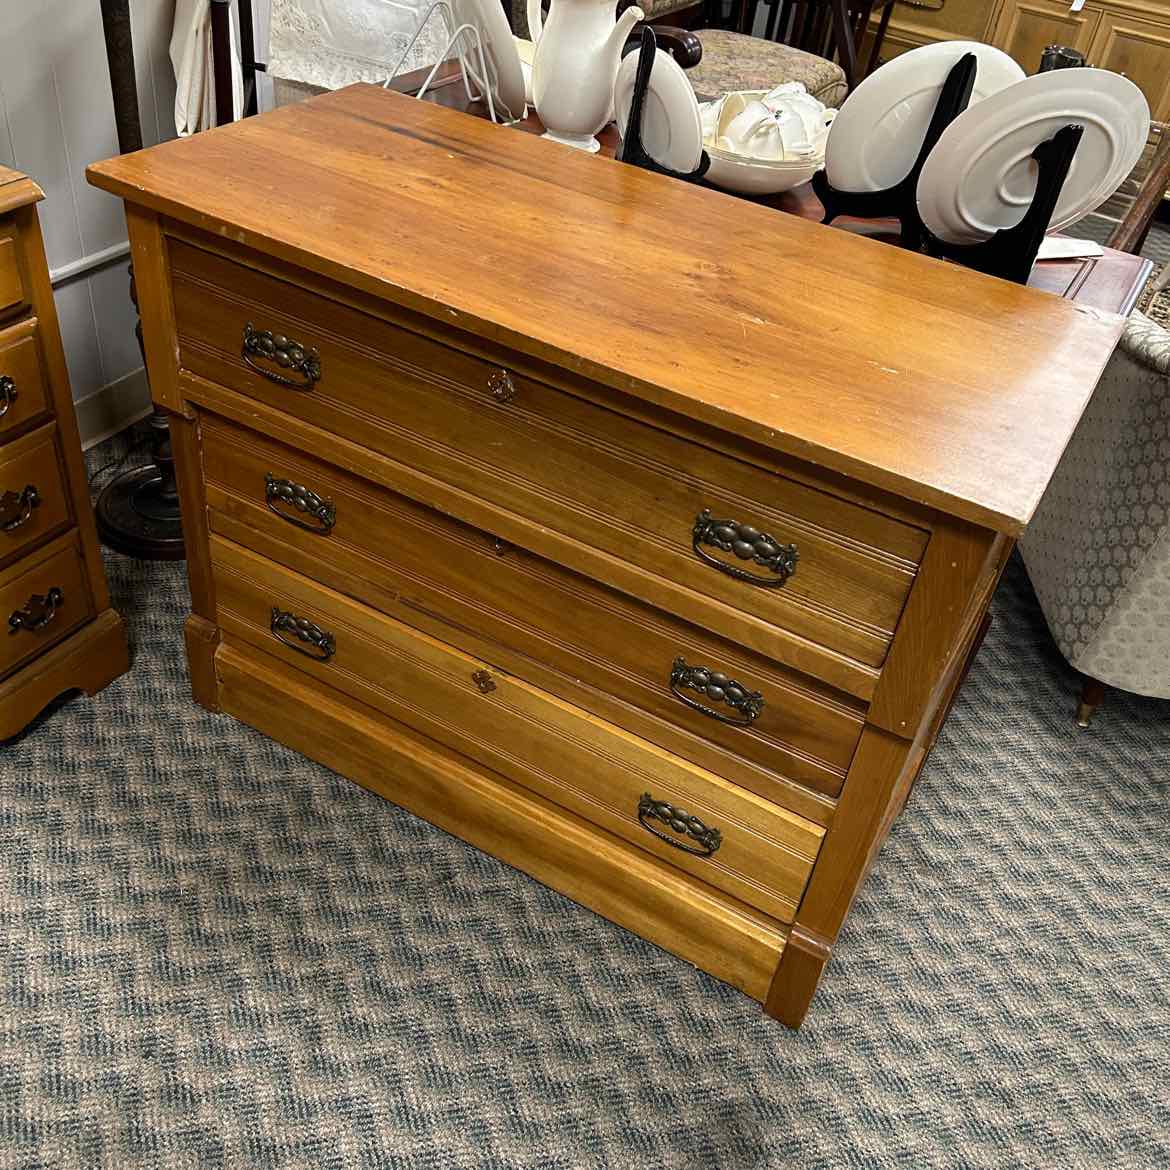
1, 440, 1169, 1170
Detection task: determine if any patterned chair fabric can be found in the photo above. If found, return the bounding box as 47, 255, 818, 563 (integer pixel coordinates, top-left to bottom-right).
1020, 307, 1170, 700
686, 30, 847, 105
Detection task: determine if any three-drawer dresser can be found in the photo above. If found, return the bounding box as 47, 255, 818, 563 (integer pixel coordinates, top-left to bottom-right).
0, 167, 127, 740
88, 87, 1125, 1026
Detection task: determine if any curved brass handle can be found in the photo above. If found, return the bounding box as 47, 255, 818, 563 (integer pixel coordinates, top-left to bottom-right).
637, 793, 722, 857
669, 656, 763, 727
8, 587, 63, 634
270, 606, 335, 661
0, 375, 16, 420
0, 484, 40, 532
265, 474, 336, 533
692, 509, 798, 587
242, 323, 321, 390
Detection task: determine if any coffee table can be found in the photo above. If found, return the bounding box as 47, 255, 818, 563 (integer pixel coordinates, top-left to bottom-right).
388, 62, 1152, 316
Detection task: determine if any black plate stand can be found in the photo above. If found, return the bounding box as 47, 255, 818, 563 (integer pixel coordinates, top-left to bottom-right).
617, 29, 711, 185
811, 52, 1084, 284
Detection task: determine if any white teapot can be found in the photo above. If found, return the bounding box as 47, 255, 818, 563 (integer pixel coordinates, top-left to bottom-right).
528, 0, 644, 153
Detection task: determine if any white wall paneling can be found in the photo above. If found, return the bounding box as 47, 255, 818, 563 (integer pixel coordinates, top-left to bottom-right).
0, 0, 178, 445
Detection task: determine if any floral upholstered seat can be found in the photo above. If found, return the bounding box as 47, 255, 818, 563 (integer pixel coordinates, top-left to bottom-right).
686, 29, 847, 105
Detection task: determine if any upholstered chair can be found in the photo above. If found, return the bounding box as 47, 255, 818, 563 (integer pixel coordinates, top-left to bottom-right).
683, 30, 846, 104
1019, 308, 1170, 725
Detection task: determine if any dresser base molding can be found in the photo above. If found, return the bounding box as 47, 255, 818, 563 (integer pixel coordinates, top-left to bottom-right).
214, 639, 790, 1005
0, 609, 129, 741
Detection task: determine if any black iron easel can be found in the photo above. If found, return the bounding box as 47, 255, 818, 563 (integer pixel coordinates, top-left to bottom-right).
811, 52, 1084, 284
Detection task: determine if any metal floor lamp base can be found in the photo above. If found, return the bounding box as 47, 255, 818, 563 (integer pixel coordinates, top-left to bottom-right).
94, 407, 185, 560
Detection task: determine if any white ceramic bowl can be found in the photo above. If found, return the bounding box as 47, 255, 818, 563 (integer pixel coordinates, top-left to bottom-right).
704, 149, 820, 195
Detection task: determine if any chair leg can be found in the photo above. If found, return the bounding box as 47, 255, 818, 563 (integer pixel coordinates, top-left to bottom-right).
1076, 676, 1107, 728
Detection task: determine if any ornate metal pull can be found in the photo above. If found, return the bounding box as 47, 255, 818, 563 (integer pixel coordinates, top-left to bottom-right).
487, 369, 516, 403
270, 606, 335, 661
265, 474, 336, 533
471, 669, 496, 693
637, 793, 722, 857
8, 587, 63, 634
242, 323, 321, 390
669, 656, 763, 727
692, 509, 798, 587
0, 375, 16, 420
0, 484, 40, 532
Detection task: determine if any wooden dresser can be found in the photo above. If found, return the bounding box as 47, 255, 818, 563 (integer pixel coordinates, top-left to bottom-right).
0, 167, 128, 740
87, 87, 1124, 1026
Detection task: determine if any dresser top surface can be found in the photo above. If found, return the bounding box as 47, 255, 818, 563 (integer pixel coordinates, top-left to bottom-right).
87, 85, 1127, 534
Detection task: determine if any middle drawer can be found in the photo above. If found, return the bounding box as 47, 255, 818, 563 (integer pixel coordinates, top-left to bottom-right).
209, 533, 826, 923
0, 422, 72, 571
201, 412, 865, 816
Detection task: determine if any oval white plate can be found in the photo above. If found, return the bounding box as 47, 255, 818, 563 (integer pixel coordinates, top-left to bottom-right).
916, 68, 1150, 244
614, 48, 703, 174
825, 41, 1025, 193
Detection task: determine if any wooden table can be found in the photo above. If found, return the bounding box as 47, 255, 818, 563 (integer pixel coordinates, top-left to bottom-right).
389, 62, 1153, 316
89, 86, 1130, 1028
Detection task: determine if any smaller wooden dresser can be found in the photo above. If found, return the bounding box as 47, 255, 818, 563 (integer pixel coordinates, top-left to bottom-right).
0, 167, 128, 740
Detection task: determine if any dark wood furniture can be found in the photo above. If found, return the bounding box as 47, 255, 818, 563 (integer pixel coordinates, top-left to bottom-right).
89, 86, 1127, 1026
0, 168, 129, 740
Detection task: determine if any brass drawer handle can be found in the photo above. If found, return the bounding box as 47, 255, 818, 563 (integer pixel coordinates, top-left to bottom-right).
270, 606, 335, 661
669, 656, 763, 727
0, 484, 40, 531
242, 323, 321, 390
0, 375, 16, 420
637, 793, 722, 857
265, 474, 336, 533
8, 587, 63, 634
692, 509, 798, 587
488, 369, 516, 403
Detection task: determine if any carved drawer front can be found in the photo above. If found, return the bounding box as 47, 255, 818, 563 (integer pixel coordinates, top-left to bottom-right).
209, 535, 826, 923
0, 423, 72, 571
201, 413, 865, 816
0, 535, 92, 681
171, 237, 928, 694
0, 322, 50, 444
0, 232, 25, 319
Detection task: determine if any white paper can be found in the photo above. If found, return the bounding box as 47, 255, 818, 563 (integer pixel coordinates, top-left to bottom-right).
1036, 235, 1105, 261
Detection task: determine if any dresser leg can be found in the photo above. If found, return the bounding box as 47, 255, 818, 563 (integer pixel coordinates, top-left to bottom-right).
763, 925, 831, 1028
184, 614, 222, 712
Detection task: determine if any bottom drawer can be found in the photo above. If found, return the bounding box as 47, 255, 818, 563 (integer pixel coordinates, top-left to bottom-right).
209, 535, 825, 923
1, 534, 92, 680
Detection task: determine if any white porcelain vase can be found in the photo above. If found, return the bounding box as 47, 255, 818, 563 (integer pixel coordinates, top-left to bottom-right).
528, 0, 643, 153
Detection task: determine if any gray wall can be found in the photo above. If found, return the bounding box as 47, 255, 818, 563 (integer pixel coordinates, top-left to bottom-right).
0, 0, 177, 446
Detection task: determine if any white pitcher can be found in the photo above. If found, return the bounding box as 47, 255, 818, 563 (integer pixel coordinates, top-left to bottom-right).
528, 0, 644, 153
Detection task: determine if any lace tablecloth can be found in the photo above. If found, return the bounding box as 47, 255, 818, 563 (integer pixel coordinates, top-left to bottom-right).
269, 0, 445, 89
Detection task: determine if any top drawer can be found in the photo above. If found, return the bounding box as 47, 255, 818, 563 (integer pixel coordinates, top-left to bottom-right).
0, 231, 25, 318
170, 237, 929, 683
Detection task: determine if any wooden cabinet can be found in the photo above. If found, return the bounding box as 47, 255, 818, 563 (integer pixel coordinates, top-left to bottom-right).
86, 87, 1124, 1028
989, 0, 1104, 67
1089, 8, 1170, 119
0, 168, 128, 740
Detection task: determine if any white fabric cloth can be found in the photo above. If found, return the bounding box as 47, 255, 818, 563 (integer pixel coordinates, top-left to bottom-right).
268, 0, 444, 90
170, 0, 244, 135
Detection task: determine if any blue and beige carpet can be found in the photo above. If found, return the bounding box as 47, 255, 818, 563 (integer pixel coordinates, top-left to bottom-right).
1, 440, 1168, 1169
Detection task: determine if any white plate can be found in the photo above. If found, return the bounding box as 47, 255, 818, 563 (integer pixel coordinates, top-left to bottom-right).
614, 48, 703, 174
455, 0, 527, 122
916, 68, 1150, 244
825, 41, 1025, 193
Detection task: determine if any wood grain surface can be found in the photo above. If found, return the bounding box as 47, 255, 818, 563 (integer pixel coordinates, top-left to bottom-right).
87, 84, 1126, 535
